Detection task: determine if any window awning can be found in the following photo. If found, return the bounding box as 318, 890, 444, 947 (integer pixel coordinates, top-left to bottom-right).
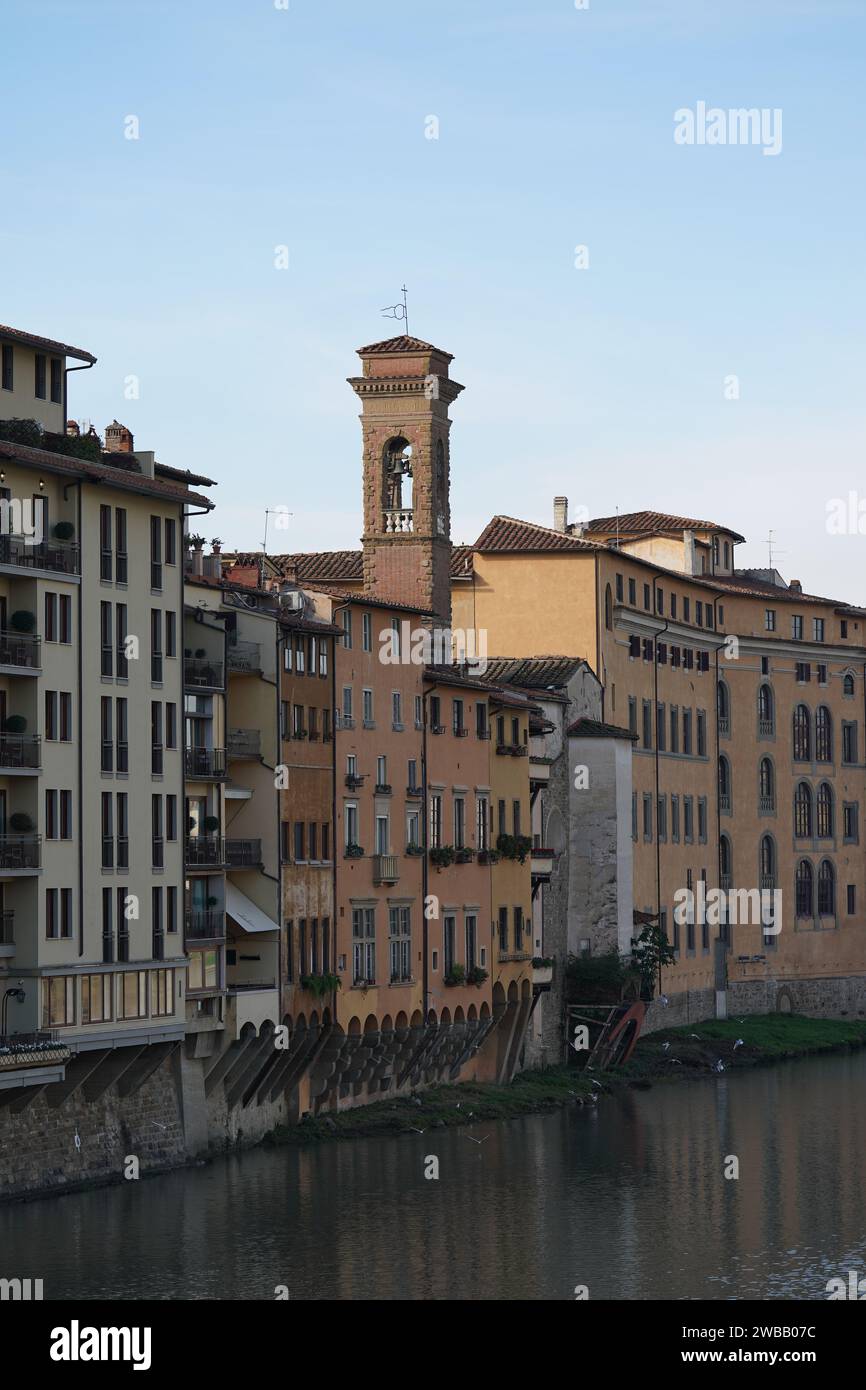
226, 882, 279, 935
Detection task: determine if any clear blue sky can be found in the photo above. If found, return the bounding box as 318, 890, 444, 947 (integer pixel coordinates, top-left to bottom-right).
4, 0, 865, 598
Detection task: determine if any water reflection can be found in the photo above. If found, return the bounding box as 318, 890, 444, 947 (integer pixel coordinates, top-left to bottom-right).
2, 1051, 865, 1300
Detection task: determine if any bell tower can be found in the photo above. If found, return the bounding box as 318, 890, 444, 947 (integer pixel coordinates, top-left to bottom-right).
348, 335, 463, 621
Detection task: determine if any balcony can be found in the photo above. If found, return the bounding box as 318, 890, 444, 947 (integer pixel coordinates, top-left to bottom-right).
185, 908, 226, 940
0, 909, 13, 957
0, 835, 40, 870
0, 535, 79, 575
0, 734, 40, 770
184, 658, 224, 690
719, 793, 731, 814
185, 747, 227, 779
185, 836, 225, 867
0, 1031, 71, 1076
227, 728, 261, 760
718, 716, 730, 737
225, 837, 262, 868
227, 641, 261, 675
345, 773, 366, 790
531, 848, 555, 879
759, 795, 776, 814
759, 718, 775, 738
383, 508, 413, 533
373, 854, 400, 885
532, 958, 554, 989
0, 630, 40, 671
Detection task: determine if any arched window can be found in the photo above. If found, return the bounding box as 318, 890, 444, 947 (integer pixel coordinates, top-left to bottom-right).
793, 704, 811, 761
815, 706, 832, 761
794, 782, 812, 838
816, 783, 833, 838
604, 584, 613, 630
843, 672, 855, 699
760, 835, 776, 887
718, 681, 730, 734
818, 860, 835, 916
720, 834, 732, 880
759, 757, 775, 812
724, 540, 730, 568
758, 684, 774, 735
718, 755, 731, 811
795, 860, 814, 917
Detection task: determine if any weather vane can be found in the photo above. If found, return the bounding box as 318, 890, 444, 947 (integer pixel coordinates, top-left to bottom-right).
381, 285, 409, 336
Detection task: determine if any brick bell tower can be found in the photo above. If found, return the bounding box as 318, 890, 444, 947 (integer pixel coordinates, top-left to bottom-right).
348, 335, 463, 622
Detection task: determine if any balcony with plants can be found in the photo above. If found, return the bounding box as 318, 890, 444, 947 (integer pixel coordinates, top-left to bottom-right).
0, 609, 40, 673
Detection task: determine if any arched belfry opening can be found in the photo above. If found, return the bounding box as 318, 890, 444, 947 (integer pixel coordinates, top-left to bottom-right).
384, 437, 413, 531
349, 334, 464, 621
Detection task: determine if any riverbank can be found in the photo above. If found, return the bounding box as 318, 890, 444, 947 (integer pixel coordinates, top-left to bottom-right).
264, 1014, 866, 1147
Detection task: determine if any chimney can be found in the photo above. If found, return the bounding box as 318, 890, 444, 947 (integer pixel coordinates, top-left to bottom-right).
553, 496, 568, 532
105, 420, 134, 453
66, 419, 80, 438
789, 579, 802, 593
683, 529, 697, 575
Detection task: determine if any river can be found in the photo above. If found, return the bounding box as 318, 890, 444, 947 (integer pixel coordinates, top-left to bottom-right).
2, 1051, 864, 1300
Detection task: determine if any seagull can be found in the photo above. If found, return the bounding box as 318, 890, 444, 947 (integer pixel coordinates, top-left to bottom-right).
714, 1059, 725, 1073
408, 1126, 425, 1134
590, 1079, 602, 1089
660, 995, 670, 1007
669, 1058, 681, 1065
152, 1121, 168, 1131
464, 1133, 489, 1145
733, 1038, 744, 1050
689, 1033, 700, 1039
661, 1041, 671, 1052
73, 1131, 81, 1151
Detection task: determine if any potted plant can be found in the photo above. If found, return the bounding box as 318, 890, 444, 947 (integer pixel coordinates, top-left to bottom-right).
52, 521, 75, 541
184, 647, 192, 659
444, 963, 466, 986
345, 843, 364, 858
478, 848, 500, 865
299, 972, 342, 999
195, 647, 207, 660
2, 715, 27, 734
466, 966, 488, 986
531, 957, 555, 985
430, 844, 455, 869
405, 842, 425, 856
206, 895, 220, 908
9, 611, 36, 633
203, 815, 220, 834
9, 812, 33, 833
455, 847, 474, 864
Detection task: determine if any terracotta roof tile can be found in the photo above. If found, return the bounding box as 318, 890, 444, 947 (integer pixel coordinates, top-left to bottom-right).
273, 550, 363, 583
0, 439, 212, 507
0, 322, 95, 363
356, 335, 451, 358
474, 515, 603, 554
586, 510, 745, 543
481, 656, 589, 688
568, 717, 637, 741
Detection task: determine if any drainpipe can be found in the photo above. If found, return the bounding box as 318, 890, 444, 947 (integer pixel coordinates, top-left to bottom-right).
330, 600, 353, 1012
63, 358, 96, 433
422, 676, 444, 1022
651, 578, 669, 994
61, 479, 85, 959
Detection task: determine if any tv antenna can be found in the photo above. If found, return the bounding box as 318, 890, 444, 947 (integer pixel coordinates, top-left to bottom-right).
263, 509, 292, 554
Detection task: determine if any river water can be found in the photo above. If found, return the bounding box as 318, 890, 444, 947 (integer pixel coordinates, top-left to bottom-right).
2, 1051, 864, 1300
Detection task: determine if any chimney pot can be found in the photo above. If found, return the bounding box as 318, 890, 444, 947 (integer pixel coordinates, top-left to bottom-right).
789, 579, 802, 593
553, 496, 568, 532
105, 419, 134, 453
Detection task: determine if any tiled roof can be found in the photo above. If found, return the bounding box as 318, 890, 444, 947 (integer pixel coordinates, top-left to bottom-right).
273, 550, 363, 583
712, 572, 853, 608
0, 322, 96, 363
481, 656, 589, 688
0, 439, 212, 507
356, 335, 452, 358
305, 586, 435, 617
567, 717, 637, 741
425, 663, 541, 711
474, 515, 603, 554
450, 544, 475, 577
586, 510, 745, 543
155, 462, 217, 487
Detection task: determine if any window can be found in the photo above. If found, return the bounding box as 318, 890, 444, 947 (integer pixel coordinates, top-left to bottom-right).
656, 702, 666, 752
844, 673, 855, 698
793, 705, 811, 761
631, 792, 637, 841
119, 971, 148, 1020
344, 802, 359, 850
717, 682, 729, 734
792, 615, 803, 640
817, 663, 827, 686
684, 796, 694, 843
392, 691, 403, 729
848, 885, 856, 915
293, 823, 306, 862
100, 601, 113, 677
671, 794, 680, 842
389, 906, 411, 983
615, 573, 623, 601
642, 700, 652, 750
683, 709, 693, 755
842, 721, 857, 765
165, 518, 177, 566
795, 661, 810, 684
696, 710, 706, 757
42, 976, 75, 1028
465, 913, 478, 971
758, 684, 774, 735
341, 687, 353, 726
362, 689, 374, 727
760, 835, 776, 888
476, 794, 489, 850
100, 504, 113, 580
759, 757, 775, 813
362, 611, 372, 651
341, 609, 352, 648
50, 357, 62, 403
794, 782, 812, 838
696, 600, 703, 627
116, 508, 128, 583
698, 797, 707, 842
764, 609, 776, 632
817, 783, 833, 838
35, 353, 47, 399
453, 797, 466, 848
813, 618, 825, 642
761, 655, 769, 675
414, 695, 423, 729
82, 973, 113, 1024
818, 860, 835, 917
815, 706, 832, 761
117, 698, 128, 772
116, 604, 128, 678
452, 698, 465, 735
151, 702, 163, 774
151, 609, 163, 682
604, 584, 613, 629
151, 969, 175, 1017
718, 757, 731, 812
843, 802, 858, 843
642, 793, 652, 841
352, 907, 376, 984
1, 343, 12, 390
643, 583, 650, 611
150, 516, 162, 590
657, 795, 667, 842
670, 593, 677, 619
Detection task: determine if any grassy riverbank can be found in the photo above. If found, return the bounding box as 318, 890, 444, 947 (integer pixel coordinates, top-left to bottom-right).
264, 1014, 866, 1148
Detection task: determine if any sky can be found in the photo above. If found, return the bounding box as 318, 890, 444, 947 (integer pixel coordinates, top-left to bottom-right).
3, 0, 865, 599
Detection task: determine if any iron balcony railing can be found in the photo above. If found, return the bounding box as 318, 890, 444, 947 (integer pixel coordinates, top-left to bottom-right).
373, 854, 399, 884
184, 909, 226, 940
227, 641, 261, 674
0, 536, 80, 575
185, 836, 225, 867
0, 630, 40, 669
0, 835, 41, 869
0, 733, 41, 769
225, 838, 262, 868
0, 909, 13, 944
184, 747, 227, 779
184, 658, 224, 690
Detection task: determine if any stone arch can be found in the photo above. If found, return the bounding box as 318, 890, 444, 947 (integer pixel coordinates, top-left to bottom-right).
440, 1007, 452, 1026
545, 806, 566, 855
507, 980, 519, 1003
396, 1011, 409, 1029
363, 1013, 379, 1034
467, 1003, 478, 1021
380, 1014, 393, 1033
427, 1008, 438, 1026
347, 1015, 362, 1035
480, 1001, 491, 1020
411, 1010, 424, 1028
454, 1006, 465, 1024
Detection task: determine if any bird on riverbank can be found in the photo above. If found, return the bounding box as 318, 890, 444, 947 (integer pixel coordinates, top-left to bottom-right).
463, 1133, 489, 1145
733, 1039, 744, 1050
